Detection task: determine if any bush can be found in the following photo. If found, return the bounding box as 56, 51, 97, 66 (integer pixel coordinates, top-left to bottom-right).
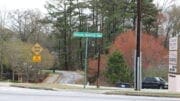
105, 51, 133, 84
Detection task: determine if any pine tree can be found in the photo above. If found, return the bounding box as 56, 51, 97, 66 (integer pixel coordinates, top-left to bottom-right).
106, 51, 132, 84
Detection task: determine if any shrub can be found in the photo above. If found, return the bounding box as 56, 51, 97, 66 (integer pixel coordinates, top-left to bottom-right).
105, 51, 133, 84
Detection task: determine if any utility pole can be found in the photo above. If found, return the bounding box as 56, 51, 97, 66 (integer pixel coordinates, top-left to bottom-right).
135, 0, 142, 91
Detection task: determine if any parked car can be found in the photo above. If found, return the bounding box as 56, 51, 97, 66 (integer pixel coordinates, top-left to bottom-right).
116, 82, 131, 88
142, 77, 168, 89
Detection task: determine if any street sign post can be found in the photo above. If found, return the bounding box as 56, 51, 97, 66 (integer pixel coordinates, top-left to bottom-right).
73, 32, 102, 88
32, 43, 43, 62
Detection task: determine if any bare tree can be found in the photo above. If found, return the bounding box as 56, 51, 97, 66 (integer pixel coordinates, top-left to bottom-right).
8, 9, 43, 43
154, 0, 176, 47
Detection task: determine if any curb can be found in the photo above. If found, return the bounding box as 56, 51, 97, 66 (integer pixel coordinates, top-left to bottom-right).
10, 85, 56, 91
8, 83, 180, 98
105, 90, 180, 98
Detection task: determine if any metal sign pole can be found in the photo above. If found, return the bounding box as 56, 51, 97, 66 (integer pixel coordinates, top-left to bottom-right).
73, 32, 102, 88
96, 45, 101, 88
84, 37, 88, 88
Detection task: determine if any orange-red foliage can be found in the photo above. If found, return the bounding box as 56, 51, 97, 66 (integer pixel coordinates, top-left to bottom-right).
88, 55, 107, 76
88, 30, 168, 79
110, 30, 168, 68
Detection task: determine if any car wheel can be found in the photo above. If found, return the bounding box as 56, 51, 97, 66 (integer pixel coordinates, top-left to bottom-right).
159, 85, 163, 89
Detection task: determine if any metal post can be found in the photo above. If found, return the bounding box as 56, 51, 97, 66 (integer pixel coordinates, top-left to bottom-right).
26, 63, 29, 83
36, 63, 38, 82
137, 57, 140, 89
135, 0, 142, 91
84, 16, 89, 88
134, 50, 136, 89
140, 52, 142, 89
96, 45, 100, 88
84, 37, 88, 88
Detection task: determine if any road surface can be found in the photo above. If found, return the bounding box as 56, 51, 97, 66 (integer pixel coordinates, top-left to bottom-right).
43, 74, 60, 83
56, 71, 83, 84
0, 87, 179, 101
43, 71, 83, 84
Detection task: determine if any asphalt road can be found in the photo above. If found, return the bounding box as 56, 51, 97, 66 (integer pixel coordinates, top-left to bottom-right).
56, 71, 83, 84
0, 87, 179, 101
43, 71, 83, 84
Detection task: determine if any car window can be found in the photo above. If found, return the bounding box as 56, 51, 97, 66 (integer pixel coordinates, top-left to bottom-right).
152, 78, 157, 82
159, 78, 166, 82
144, 77, 156, 82
144, 77, 150, 81
155, 77, 160, 81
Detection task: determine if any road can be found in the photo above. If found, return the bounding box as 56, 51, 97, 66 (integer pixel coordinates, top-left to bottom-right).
43, 74, 60, 83
43, 71, 83, 84
56, 71, 83, 84
0, 87, 179, 101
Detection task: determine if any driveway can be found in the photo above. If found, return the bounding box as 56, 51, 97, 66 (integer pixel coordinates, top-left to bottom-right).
43, 71, 83, 84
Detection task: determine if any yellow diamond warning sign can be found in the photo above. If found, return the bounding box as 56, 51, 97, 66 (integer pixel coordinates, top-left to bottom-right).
32, 55, 41, 62
32, 43, 43, 55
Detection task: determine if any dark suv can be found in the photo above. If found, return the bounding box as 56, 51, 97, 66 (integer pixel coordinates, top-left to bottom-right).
142, 77, 168, 89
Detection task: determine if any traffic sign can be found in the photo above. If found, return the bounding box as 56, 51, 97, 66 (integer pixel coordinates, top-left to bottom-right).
32, 55, 41, 62
73, 32, 102, 38
169, 37, 178, 51
169, 51, 177, 65
32, 43, 43, 55
169, 65, 177, 73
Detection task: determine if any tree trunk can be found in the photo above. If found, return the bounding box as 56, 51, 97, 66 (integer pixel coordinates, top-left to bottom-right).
68, 0, 73, 70
133, 0, 136, 30
64, 4, 68, 70
77, 0, 83, 69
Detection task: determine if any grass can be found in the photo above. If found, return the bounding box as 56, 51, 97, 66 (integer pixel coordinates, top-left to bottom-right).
10, 83, 82, 90
10, 82, 124, 92
105, 89, 180, 98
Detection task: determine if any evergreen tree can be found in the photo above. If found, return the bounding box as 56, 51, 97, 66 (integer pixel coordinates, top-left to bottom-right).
106, 51, 132, 84
44, 0, 159, 70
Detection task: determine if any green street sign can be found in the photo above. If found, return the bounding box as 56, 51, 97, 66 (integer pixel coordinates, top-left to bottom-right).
73, 32, 102, 38
73, 31, 103, 88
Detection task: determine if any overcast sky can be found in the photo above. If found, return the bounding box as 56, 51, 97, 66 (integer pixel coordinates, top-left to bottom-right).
0, 0, 180, 13
0, 0, 47, 12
